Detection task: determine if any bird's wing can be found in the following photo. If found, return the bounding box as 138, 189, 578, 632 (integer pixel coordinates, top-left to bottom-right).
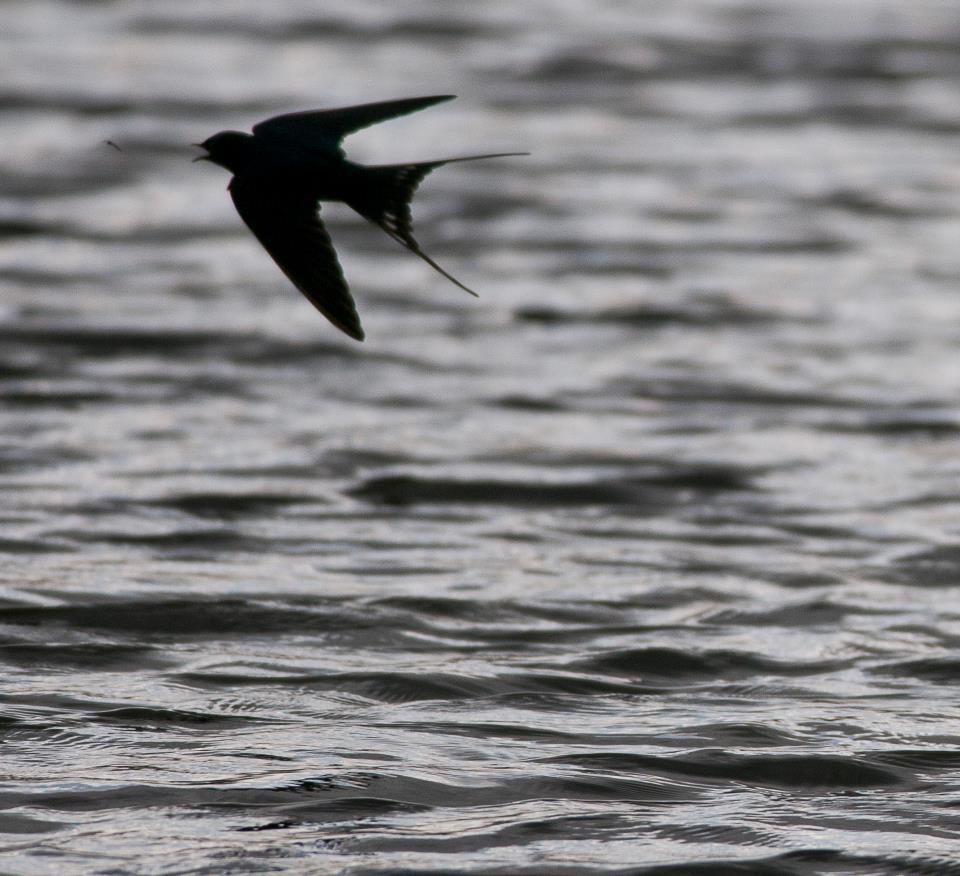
252, 95, 455, 154
229, 177, 364, 341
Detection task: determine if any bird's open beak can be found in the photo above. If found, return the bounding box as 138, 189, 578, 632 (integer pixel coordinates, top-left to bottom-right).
191, 144, 210, 163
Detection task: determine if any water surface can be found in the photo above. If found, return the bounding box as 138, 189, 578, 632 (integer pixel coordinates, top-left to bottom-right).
4, 1, 960, 873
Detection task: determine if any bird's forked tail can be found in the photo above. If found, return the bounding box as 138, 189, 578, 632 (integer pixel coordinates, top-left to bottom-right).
345, 153, 526, 297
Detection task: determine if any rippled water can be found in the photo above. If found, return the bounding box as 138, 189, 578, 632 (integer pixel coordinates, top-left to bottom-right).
5, 1, 960, 873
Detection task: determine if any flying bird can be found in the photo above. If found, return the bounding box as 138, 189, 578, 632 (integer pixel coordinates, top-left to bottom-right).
194, 95, 524, 341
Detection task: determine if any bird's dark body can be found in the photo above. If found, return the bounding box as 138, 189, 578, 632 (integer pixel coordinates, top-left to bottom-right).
195, 95, 525, 341
200, 131, 363, 201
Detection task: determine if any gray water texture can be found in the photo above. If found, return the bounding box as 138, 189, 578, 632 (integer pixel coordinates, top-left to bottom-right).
4, 1, 960, 873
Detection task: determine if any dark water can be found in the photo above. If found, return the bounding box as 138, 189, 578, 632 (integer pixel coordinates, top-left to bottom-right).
5, 1, 960, 872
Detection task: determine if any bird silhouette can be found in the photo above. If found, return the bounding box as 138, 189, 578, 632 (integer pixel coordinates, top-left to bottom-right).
194, 95, 524, 341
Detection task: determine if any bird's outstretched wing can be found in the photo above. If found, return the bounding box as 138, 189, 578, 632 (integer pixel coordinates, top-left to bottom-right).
252, 95, 455, 155
229, 178, 364, 341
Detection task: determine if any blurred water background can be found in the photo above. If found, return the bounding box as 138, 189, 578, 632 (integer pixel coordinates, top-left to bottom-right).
5, 1, 960, 872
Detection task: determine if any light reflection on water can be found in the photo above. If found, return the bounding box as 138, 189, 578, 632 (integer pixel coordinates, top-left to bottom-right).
3, 1, 960, 873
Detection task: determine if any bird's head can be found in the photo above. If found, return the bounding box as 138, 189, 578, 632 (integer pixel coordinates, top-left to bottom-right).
193, 130, 255, 173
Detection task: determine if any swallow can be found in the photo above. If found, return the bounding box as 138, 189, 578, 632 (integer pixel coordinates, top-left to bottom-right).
194, 95, 525, 341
